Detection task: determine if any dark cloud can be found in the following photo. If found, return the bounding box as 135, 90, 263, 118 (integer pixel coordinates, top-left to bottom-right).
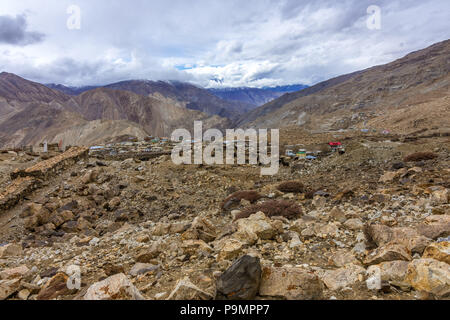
0, 14, 45, 45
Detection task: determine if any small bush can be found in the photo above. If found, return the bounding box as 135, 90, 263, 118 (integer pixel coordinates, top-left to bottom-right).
235, 200, 302, 221
403, 152, 438, 162
221, 190, 263, 210
277, 181, 305, 193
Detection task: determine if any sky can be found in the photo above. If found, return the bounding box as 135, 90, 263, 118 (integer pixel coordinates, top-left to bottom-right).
0, 0, 449, 88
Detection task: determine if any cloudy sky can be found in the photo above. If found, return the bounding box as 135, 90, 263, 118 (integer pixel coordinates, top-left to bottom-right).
0, 0, 449, 88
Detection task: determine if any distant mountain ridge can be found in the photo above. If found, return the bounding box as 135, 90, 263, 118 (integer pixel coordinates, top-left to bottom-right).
46, 80, 255, 121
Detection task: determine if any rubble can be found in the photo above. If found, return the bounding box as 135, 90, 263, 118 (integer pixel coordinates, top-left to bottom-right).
0, 131, 448, 300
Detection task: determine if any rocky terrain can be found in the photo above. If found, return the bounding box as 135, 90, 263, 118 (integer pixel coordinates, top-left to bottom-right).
0, 129, 448, 301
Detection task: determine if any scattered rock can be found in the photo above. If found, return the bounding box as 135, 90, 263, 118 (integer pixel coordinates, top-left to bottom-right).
259, 266, 323, 300
216, 255, 261, 300
405, 259, 450, 297
84, 273, 145, 300
0, 243, 22, 258
364, 243, 412, 266
422, 242, 450, 264
321, 264, 366, 291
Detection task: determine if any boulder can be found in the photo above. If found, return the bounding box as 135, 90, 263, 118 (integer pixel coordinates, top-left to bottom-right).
0, 265, 30, 280
135, 242, 161, 262
37, 272, 74, 300
364, 243, 412, 266
321, 264, 366, 291
0, 279, 20, 300
344, 218, 364, 230
129, 263, 159, 277
217, 239, 244, 262
216, 255, 261, 300
0, 243, 22, 258
329, 250, 361, 267
181, 240, 213, 256
84, 273, 145, 300
405, 258, 450, 297
367, 261, 410, 290
235, 212, 277, 240
422, 242, 450, 264
259, 266, 323, 300
329, 207, 346, 223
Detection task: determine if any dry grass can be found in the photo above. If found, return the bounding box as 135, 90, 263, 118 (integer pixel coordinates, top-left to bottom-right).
235, 200, 302, 221
277, 181, 305, 193
403, 152, 438, 162
221, 190, 263, 210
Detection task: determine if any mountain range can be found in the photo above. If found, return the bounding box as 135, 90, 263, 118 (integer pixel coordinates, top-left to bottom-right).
0, 39, 449, 148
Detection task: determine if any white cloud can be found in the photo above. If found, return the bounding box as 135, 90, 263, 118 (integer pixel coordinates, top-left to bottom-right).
0, 0, 448, 87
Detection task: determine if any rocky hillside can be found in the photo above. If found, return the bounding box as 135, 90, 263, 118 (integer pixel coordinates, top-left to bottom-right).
239, 40, 450, 134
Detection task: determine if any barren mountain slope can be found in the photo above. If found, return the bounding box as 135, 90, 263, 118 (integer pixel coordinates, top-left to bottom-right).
240, 39, 450, 133
0, 75, 231, 147
104, 80, 255, 120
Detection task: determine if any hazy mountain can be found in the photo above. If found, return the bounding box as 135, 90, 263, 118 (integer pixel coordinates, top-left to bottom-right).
46, 83, 100, 96
208, 85, 308, 107
47, 80, 255, 121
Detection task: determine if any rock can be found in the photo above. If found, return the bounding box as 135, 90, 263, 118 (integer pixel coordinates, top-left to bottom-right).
321, 264, 366, 291
379, 170, 403, 183
0, 265, 30, 280
37, 272, 74, 300
431, 188, 449, 204
166, 277, 214, 300
103, 263, 125, 276
405, 259, 450, 297
422, 242, 449, 264
368, 261, 410, 290
84, 273, 145, 300
344, 218, 364, 230
312, 195, 326, 208
216, 255, 261, 300
50, 210, 75, 228
181, 240, 213, 256
232, 228, 258, 246
217, 239, 244, 261
329, 207, 346, 223
81, 170, 98, 184
17, 289, 31, 300
235, 212, 277, 240
329, 250, 361, 267
364, 243, 412, 266
416, 216, 450, 240
135, 242, 161, 262
259, 266, 323, 300
0, 279, 20, 300
129, 263, 159, 277
181, 216, 216, 242
0, 243, 22, 258
366, 225, 432, 254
